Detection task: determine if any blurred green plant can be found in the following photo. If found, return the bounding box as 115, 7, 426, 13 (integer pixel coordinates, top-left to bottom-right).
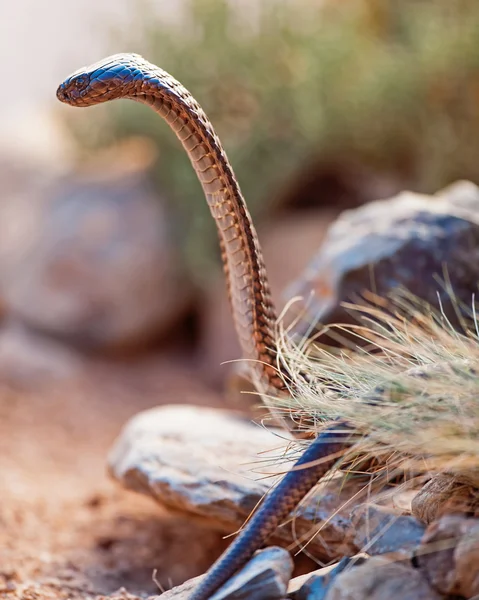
66, 0, 479, 276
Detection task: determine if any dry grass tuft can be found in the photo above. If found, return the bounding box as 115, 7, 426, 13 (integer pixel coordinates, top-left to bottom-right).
270, 289, 479, 488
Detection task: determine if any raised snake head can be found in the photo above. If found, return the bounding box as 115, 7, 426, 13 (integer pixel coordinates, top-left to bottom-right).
56, 53, 147, 107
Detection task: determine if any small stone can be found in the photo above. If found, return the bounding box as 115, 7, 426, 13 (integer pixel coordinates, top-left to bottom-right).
152, 548, 292, 600
209, 546, 293, 600
349, 504, 425, 558
324, 557, 442, 600
412, 474, 479, 524
416, 514, 479, 597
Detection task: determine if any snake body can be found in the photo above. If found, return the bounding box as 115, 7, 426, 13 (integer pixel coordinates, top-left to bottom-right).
57, 54, 351, 599
58, 53, 283, 395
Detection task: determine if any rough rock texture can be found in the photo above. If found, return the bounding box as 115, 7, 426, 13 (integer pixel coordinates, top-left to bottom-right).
287, 180, 479, 339
109, 405, 362, 560
155, 547, 293, 600
324, 556, 442, 600
2, 142, 192, 351
349, 504, 425, 558
417, 515, 479, 597
412, 474, 479, 524
209, 546, 293, 600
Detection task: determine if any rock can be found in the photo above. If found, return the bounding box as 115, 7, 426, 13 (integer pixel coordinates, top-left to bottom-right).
287, 180, 479, 339
288, 565, 337, 598
108, 405, 361, 561
2, 139, 192, 351
412, 474, 479, 524
290, 556, 368, 600
349, 504, 425, 558
324, 556, 442, 600
416, 514, 479, 597
454, 519, 479, 597
155, 547, 292, 600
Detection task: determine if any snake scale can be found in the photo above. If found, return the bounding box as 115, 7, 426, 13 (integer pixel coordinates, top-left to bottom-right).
57, 54, 352, 599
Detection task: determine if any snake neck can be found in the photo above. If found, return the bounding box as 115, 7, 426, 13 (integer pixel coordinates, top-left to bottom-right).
127, 68, 285, 392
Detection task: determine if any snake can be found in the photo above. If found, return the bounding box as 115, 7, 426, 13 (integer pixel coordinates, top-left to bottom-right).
57, 54, 352, 599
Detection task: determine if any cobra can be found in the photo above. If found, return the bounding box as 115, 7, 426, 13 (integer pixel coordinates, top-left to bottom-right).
57, 54, 352, 600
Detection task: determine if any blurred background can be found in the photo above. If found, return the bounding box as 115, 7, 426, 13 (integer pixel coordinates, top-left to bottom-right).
1, 0, 479, 596
3, 0, 479, 383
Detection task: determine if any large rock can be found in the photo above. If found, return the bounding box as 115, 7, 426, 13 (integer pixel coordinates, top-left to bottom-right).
108, 405, 362, 561
208, 546, 293, 600
2, 140, 192, 351
287, 181, 479, 339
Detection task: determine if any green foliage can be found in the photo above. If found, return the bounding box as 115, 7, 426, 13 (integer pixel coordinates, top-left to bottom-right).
67, 0, 479, 274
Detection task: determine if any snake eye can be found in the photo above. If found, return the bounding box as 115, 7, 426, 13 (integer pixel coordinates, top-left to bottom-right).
73, 75, 88, 90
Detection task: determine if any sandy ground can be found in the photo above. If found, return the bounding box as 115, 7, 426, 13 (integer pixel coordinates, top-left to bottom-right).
0, 355, 232, 599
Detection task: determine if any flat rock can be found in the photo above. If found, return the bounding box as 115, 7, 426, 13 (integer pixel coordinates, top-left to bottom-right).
287, 180, 479, 339
108, 405, 361, 561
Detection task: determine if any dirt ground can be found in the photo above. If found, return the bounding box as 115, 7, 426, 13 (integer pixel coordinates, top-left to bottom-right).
0, 354, 233, 600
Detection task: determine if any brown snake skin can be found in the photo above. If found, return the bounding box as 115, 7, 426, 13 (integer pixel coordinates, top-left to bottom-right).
57, 54, 353, 599
58, 53, 284, 396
